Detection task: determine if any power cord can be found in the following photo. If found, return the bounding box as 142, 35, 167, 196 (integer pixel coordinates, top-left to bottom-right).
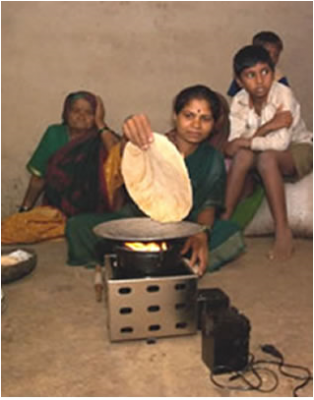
209, 344, 312, 396
260, 344, 313, 397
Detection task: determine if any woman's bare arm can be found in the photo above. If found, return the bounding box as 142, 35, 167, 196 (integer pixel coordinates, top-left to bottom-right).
20, 175, 45, 210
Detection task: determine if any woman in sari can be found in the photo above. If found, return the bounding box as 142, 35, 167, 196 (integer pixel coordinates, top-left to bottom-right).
66, 85, 245, 275
2, 91, 124, 244
20, 91, 122, 213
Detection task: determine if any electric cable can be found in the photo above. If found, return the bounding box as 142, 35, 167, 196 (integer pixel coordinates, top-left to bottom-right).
209, 345, 312, 396
259, 344, 313, 397
209, 353, 279, 393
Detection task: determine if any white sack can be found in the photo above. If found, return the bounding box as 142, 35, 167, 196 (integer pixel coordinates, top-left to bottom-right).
245, 172, 313, 238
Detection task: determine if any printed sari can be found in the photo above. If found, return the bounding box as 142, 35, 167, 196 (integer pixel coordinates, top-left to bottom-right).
44, 131, 122, 216
2, 131, 123, 244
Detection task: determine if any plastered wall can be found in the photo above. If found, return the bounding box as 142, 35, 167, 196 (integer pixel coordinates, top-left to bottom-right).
2, 1, 313, 217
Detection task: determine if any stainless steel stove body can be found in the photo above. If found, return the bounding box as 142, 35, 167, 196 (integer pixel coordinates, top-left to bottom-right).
104, 255, 198, 342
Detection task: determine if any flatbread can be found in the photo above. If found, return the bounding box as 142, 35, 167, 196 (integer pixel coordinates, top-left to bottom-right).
121, 132, 192, 222
0, 255, 19, 267
1, 250, 32, 268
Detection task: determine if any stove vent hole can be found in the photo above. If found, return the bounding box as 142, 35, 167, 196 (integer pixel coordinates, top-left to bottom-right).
147, 305, 160, 312
148, 324, 161, 331
119, 307, 133, 314
175, 303, 186, 310
176, 322, 188, 329
175, 283, 187, 291
118, 287, 132, 295
146, 285, 160, 293
120, 327, 133, 333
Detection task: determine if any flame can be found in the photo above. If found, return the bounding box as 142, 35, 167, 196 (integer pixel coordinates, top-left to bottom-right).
124, 241, 168, 252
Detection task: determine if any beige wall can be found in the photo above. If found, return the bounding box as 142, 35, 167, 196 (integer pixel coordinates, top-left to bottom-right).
2, 1, 313, 217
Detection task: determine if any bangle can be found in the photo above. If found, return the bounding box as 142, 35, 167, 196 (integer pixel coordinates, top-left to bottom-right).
202, 225, 211, 239
98, 126, 109, 134
98, 125, 121, 139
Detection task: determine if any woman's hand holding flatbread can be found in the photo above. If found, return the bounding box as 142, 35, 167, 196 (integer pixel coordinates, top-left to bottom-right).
123, 114, 155, 150
121, 125, 192, 223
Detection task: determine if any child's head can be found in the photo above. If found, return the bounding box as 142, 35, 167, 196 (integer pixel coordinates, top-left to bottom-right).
233, 45, 275, 101
252, 31, 283, 65
234, 45, 275, 78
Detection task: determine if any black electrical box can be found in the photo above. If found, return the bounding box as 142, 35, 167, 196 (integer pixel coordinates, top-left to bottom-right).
197, 288, 230, 330
199, 289, 251, 374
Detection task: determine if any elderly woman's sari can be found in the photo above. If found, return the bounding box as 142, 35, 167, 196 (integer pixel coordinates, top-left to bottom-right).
1, 130, 123, 244
44, 131, 123, 216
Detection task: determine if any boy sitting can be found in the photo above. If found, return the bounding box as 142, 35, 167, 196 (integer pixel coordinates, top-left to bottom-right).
227, 31, 289, 97
222, 45, 312, 260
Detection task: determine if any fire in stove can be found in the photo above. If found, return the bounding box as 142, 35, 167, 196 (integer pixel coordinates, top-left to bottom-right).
124, 241, 168, 252
116, 239, 183, 278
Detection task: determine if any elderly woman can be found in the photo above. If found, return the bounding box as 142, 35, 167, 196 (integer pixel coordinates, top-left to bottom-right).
20, 91, 121, 214
2, 91, 124, 244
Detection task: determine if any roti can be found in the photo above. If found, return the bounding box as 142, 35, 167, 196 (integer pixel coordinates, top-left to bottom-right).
1, 255, 19, 268
121, 132, 192, 222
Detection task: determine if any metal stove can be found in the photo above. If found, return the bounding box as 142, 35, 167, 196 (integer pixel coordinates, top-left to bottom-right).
104, 254, 198, 342
94, 218, 204, 342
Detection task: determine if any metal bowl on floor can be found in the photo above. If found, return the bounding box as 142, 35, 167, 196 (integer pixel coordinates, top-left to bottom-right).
1, 247, 37, 284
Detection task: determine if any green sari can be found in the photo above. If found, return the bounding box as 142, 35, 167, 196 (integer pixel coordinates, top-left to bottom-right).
184, 141, 245, 271
66, 141, 245, 272
27, 124, 69, 177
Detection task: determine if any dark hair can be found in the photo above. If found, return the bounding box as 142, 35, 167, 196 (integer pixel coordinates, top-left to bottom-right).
233, 45, 275, 78
173, 85, 220, 122
62, 91, 97, 124
252, 31, 283, 51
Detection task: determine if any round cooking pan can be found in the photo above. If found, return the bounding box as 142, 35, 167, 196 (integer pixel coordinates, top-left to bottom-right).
93, 217, 204, 242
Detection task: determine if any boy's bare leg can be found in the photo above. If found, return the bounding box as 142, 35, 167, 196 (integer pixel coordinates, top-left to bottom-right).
221, 149, 255, 219
256, 150, 295, 260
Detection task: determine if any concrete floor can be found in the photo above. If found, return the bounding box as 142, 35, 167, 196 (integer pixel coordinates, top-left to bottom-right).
1, 237, 313, 397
